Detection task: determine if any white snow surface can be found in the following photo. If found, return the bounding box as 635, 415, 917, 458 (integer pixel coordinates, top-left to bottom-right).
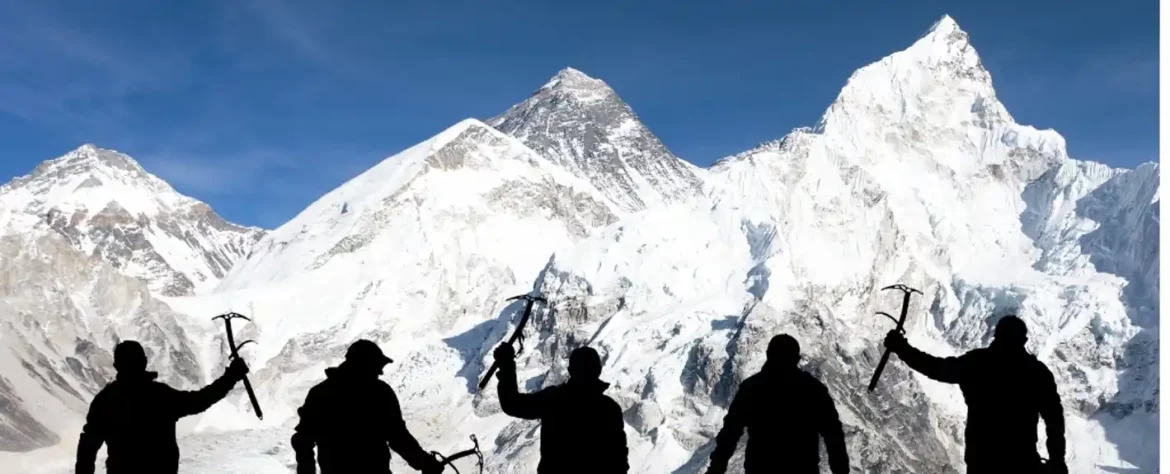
0, 14, 1158, 474
0, 145, 264, 296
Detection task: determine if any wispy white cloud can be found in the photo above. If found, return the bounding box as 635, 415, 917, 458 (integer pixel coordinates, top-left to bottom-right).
136, 144, 390, 228
242, 0, 334, 63
237, 0, 376, 79
141, 150, 293, 196
139, 144, 386, 197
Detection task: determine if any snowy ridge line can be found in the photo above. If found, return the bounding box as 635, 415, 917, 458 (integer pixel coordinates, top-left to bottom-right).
214, 118, 624, 293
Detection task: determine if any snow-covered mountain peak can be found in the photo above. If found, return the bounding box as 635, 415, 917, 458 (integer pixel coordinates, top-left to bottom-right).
0, 146, 264, 296
924, 15, 962, 42
13, 144, 189, 217
424, 118, 538, 171
907, 15, 989, 81
538, 67, 612, 103
823, 14, 996, 125
52, 143, 143, 175
794, 15, 1065, 184
820, 14, 1000, 129
432, 118, 484, 144
488, 68, 704, 212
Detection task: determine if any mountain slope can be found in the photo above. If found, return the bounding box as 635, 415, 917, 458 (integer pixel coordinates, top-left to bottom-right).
163, 15, 1152, 474
148, 119, 624, 445
0, 146, 263, 459
0, 231, 211, 455
508, 15, 1159, 473
0, 145, 265, 296
488, 68, 705, 213
215, 118, 618, 293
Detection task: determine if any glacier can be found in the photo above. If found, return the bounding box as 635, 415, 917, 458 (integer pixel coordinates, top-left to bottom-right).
0, 14, 1157, 474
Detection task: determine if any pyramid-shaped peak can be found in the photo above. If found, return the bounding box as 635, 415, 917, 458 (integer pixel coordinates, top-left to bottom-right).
912, 14, 973, 54
64, 143, 132, 161
42, 144, 145, 177
813, 14, 1006, 136
554, 67, 594, 82
5, 143, 199, 216
927, 15, 961, 37
488, 66, 703, 213
540, 67, 612, 96
433, 118, 491, 145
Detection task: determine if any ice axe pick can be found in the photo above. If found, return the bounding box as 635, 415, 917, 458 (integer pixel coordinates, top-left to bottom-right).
478, 294, 547, 391
867, 284, 922, 392
212, 312, 263, 419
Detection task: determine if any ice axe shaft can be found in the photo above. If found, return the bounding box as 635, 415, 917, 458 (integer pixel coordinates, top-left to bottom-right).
868, 343, 895, 392
478, 294, 547, 391
212, 312, 264, 419
867, 284, 922, 392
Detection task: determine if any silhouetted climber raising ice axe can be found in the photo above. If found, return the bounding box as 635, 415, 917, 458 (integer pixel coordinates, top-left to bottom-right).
883, 315, 1068, 474
75, 340, 249, 474
704, 334, 850, 474
291, 339, 444, 474
491, 342, 629, 473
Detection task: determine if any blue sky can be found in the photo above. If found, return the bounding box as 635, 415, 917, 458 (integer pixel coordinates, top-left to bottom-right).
0, 0, 1158, 228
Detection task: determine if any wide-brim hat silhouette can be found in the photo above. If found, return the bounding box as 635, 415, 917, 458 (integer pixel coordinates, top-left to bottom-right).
346, 339, 393, 366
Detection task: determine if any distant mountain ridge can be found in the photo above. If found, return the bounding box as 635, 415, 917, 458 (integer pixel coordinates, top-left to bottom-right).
0, 144, 264, 296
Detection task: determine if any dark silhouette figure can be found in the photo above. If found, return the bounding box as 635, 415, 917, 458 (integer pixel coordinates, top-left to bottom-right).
884, 315, 1067, 474
705, 334, 850, 474
492, 343, 629, 474
291, 339, 444, 474
74, 340, 249, 474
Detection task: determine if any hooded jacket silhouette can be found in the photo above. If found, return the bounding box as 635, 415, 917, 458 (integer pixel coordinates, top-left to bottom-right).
75, 340, 249, 474
884, 315, 1067, 474
291, 339, 443, 474
705, 334, 850, 474
493, 344, 629, 474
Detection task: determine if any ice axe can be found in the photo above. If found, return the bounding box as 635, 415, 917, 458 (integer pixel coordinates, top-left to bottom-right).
867, 284, 922, 392
477, 293, 547, 391
430, 434, 484, 474
212, 312, 264, 419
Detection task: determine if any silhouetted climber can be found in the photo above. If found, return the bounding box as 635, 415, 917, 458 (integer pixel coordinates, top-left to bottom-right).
75, 340, 249, 474
291, 339, 444, 474
492, 343, 629, 473
884, 315, 1067, 474
705, 334, 849, 474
